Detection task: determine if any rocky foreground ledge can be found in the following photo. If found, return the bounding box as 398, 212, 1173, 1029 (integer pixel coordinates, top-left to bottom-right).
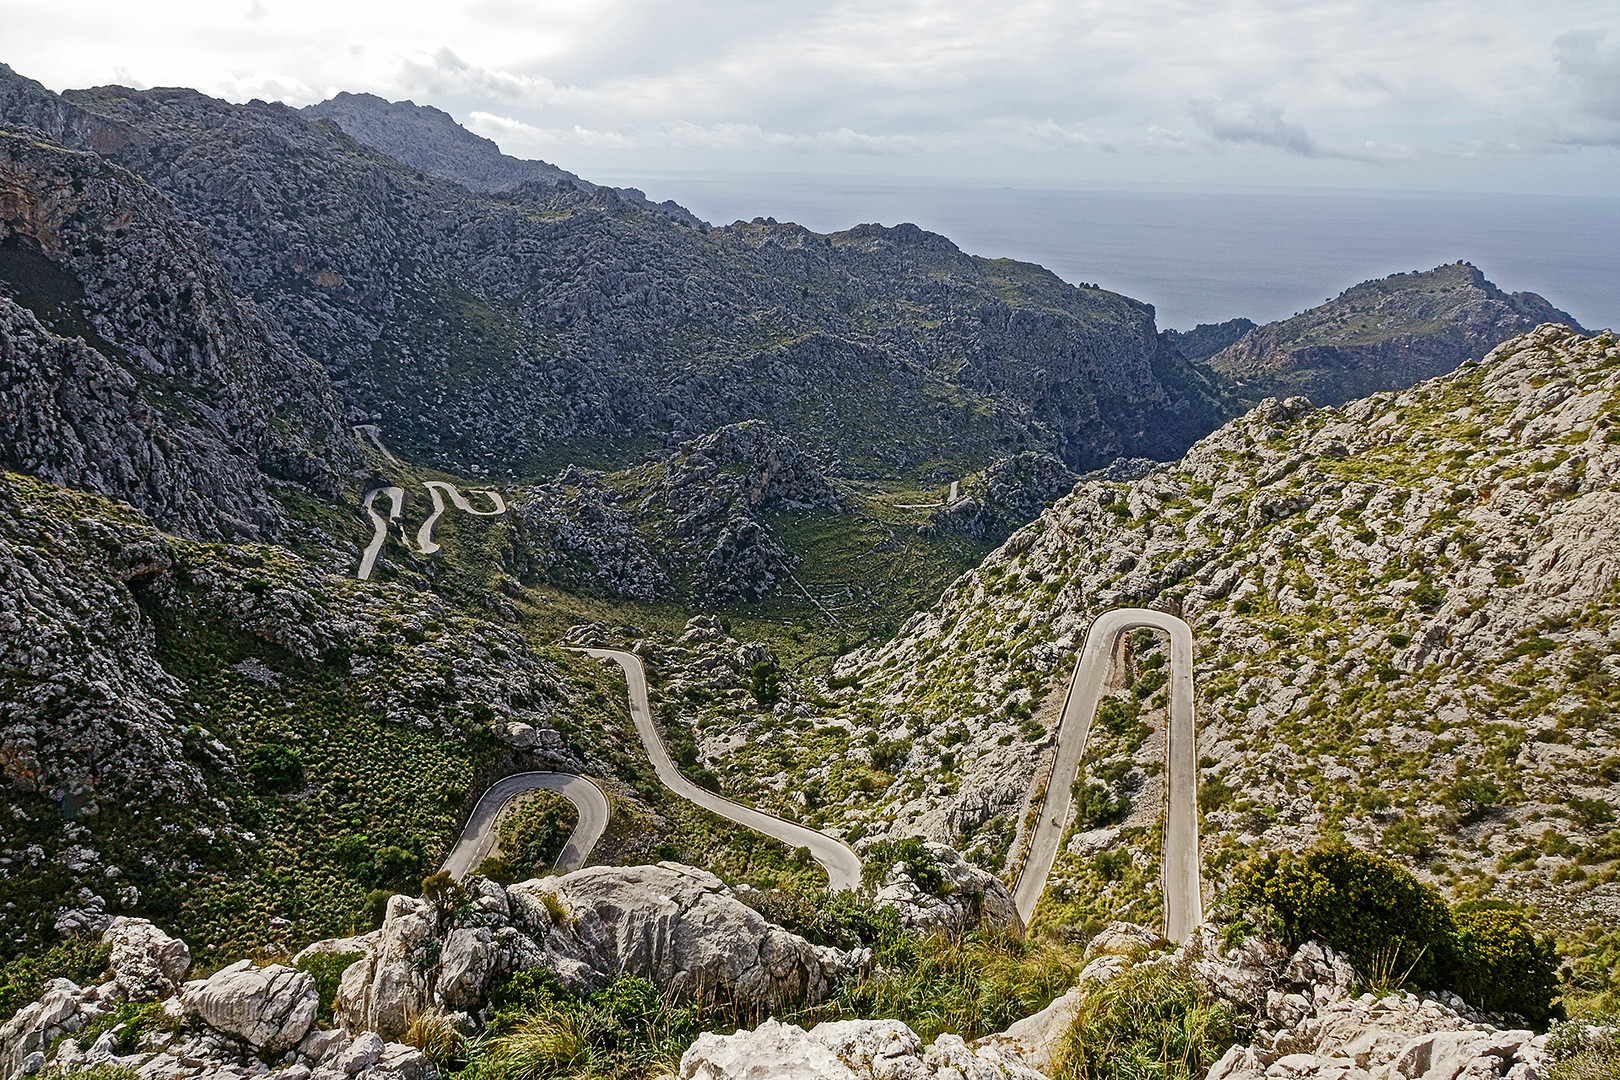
0, 868, 1583, 1080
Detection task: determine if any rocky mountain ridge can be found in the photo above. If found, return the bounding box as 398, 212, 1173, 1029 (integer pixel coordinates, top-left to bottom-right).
0, 62, 1228, 481
1207, 263, 1584, 407
302, 92, 700, 226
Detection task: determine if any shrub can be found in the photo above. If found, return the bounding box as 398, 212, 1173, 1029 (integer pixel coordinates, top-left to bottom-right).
741, 885, 913, 966
1230, 846, 1563, 1024
1053, 955, 1241, 1080
749, 662, 781, 707
497, 790, 579, 877
821, 931, 1085, 1042
0, 939, 110, 1017
1073, 781, 1130, 831
1453, 908, 1560, 1024
862, 836, 947, 896
364, 888, 394, 930
246, 743, 304, 794
870, 739, 912, 774
1443, 776, 1502, 823
1383, 817, 1434, 859
1228, 846, 1458, 989
296, 952, 362, 1024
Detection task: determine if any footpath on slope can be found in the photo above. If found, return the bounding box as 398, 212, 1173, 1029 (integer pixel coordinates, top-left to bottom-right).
1012, 607, 1203, 942
441, 771, 609, 880
576, 646, 864, 892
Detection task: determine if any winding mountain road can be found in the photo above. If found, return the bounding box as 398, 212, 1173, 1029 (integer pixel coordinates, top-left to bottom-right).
417, 481, 508, 556
354, 424, 403, 466
1012, 608, 1203, 943
441, 771, 609, 880
575, 647, 864, 892
358, 486, 404, 582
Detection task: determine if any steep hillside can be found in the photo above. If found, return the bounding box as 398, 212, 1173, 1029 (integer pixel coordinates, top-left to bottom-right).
303, 91, 700, 224
1208, 263, 1584, 406
670, 325, 1618, 991
0, 63, 1227, 480
302, 92, 593, 194
0, 131, 358, 542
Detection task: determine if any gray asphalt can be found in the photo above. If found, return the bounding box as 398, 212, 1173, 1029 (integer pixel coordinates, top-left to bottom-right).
416, 480, 507, 555
358, 485, 404, 581
576, 647, 864, 892
441, 770, 609, 881
1011, 608, 1203, 943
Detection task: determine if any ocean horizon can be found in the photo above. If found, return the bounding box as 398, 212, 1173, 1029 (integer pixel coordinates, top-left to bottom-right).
588, 170, 1620, 335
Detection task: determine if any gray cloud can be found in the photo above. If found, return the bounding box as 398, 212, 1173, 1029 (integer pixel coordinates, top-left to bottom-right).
0, 0, 1616, 190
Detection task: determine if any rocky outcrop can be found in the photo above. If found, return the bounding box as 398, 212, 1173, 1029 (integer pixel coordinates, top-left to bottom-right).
681, 1017, 1048, 1080
104, 916, 192, 1000
331, 864, 863, 1039
180, 960, 319, 1052
1206, 263, 1584, 407
870, 841, 1022, 937
0, 129, 358, 542
926, 452, 1077, 542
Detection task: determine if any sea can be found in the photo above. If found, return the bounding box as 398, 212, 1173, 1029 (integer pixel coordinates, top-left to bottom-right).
590, 170, 1620, 334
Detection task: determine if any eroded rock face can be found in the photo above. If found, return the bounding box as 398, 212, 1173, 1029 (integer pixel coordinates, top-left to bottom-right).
331, 863, 862, 1038
103, 915, 192, 1001
180, 960, 319, 1052
871, 841, 1022, 937
680, 1017, 1048, 1080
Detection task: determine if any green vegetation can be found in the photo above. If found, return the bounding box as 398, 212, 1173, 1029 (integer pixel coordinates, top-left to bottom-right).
1054, 957, 1243, 1080
461, 970, 707, 1080
0, 939, 109, 1017
816, 931, 1086, 1042
861, 836, 947, 896
479, 791, 580, 883
296, 951, 363, 1024
1229, 846, 1560, 1023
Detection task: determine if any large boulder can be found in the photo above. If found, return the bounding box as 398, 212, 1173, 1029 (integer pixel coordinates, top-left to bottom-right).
328, 863, 861, 1036
102, 916, 192, 1001
871, 842, 1022, 937
680, 1017, 1048, 1080
180, 960, 319, 1052
526, 863, 861, 1010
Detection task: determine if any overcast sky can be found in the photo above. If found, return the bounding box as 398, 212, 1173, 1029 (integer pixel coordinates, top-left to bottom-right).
5, 0, 1620, 195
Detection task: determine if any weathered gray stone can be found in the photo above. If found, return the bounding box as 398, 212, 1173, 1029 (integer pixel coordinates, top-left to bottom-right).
103, 916, 192, 1001
180, 960, 318, 1052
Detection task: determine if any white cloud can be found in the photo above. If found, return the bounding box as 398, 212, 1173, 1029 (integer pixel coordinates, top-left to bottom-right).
0, 0, 1616, 189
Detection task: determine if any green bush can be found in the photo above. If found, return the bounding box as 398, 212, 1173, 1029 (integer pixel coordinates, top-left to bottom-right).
296, 951, 362, 1024
246, 743, 304, 794
862, 837, 948, 896
1054, 956, 1241, 1080
1073, 781, 1130, 831
820, 931, 1085, 1042
1229, 846, 1563, 1024
0, 939, 110, 1017
1229, 846, 1459, 989
1453, 908, 1560, 1024
740, 886, 913, 966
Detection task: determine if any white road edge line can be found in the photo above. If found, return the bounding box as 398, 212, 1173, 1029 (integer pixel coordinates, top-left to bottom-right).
573, 647, 864, 892
1011, 607, 1203, 943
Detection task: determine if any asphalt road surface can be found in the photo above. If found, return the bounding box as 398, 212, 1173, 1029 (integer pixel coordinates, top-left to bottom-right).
441, 771, 609, 880
576, 647, 863, 892
358, 485, 404, 581
1011, 608, 1203, 942
417, 481, 508, 555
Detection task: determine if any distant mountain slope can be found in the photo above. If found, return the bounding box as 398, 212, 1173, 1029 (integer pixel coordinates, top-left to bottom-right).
0, 130, 358, 541
1163, 318, 1257, 363
0, 63, 1228, 480
303, 92, 590, 193
302, 92, 701, 225
1207, 262, 1583, 406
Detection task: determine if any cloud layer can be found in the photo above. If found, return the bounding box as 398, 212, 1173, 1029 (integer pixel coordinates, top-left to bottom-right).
3, 0, 1617, 190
